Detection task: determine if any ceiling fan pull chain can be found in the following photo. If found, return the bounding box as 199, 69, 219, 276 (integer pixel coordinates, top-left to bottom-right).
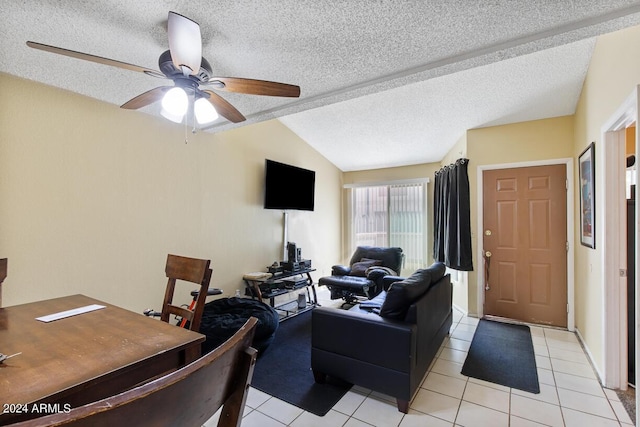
184, 112, 189, 144
191, 91, 197, 135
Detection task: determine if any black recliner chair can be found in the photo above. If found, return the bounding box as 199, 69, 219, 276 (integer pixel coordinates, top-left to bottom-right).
318, 246, 403, 304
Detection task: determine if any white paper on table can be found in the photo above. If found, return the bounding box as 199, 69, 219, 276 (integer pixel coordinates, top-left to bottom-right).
36, 304, 106, 322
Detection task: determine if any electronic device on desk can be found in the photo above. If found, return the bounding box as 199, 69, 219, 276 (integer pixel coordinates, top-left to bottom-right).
287, 242, 300, 264
282, 242, 311, 272
281, 259, 311, 273
283, 278, 308, 289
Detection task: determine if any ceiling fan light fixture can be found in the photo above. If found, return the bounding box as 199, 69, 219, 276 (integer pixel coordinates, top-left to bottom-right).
161, 87, 188, 120
160, 107, 184, 123
194, 98, 219, 124
27, 12, 301, 128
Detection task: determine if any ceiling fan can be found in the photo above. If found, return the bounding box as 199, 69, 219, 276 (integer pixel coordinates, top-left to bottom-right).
26, 11, 301, 125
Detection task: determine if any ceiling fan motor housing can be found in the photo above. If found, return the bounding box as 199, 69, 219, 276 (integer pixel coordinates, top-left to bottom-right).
158, 50, 212, 83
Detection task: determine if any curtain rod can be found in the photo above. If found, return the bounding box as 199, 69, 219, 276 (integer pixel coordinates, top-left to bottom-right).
435, 158, 468, 174
343, 177, 430, 189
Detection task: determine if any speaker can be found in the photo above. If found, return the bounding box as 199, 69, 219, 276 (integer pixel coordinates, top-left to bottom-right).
287, 242, 298, 262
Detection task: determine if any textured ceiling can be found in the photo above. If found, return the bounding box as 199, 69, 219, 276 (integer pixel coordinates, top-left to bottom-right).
3, 1, 640, 171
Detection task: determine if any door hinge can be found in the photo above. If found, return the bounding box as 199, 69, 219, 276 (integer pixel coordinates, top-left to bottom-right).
566, 179, 568, 190
566, 241, 569, 252
620, 269, 628, 277
567, 304, 570, 313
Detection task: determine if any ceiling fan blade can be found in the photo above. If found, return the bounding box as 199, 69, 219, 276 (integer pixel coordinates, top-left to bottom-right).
167, 12, 201, 76
26, 41, 164, 78
121, 87, 171, 109
203, 90, 246, 123
208, 77, 301, 97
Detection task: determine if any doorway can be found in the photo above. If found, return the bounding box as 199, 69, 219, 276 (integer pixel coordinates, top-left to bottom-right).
601, 89, 639, 398
476, 158, 575, 331
482, 165, 568, 327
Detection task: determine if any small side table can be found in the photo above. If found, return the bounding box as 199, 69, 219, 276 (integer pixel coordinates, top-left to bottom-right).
243, 268, 318, 321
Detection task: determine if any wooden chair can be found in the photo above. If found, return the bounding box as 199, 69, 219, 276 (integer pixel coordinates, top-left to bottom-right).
0, 258, 7, 307
8, 317, 258, 427
162, 254, 212, 332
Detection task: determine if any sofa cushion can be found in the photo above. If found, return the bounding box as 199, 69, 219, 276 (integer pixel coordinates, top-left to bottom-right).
349, 258, 383, 276
424, 262, 446, 283
358, 290, 387, 310
379, 263, 446, 320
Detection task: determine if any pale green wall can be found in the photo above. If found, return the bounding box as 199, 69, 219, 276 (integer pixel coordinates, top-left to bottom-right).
0, 73, 342, 313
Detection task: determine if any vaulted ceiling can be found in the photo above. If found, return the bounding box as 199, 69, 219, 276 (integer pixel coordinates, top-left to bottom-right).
4, 1, 640, 170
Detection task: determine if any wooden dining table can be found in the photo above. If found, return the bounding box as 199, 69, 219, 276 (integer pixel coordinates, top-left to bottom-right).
0, 294, 205, 424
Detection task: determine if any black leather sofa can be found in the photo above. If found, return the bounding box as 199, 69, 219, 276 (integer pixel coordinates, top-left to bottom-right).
318, 246, 403, 304
311, 263, 452, 413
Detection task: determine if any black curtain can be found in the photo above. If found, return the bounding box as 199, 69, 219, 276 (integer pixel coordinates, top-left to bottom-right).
433, 158, 473, 271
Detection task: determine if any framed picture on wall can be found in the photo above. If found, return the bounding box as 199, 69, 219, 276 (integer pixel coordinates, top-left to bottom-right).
579, 142, 596, 248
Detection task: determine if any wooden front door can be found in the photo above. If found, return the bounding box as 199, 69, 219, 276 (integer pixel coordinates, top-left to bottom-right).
483, 165, 568, 327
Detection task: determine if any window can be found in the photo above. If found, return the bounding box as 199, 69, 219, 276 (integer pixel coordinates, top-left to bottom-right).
349, 181, 427, 274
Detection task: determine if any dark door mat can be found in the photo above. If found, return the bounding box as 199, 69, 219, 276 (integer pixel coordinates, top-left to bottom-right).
461, 319, 540, 394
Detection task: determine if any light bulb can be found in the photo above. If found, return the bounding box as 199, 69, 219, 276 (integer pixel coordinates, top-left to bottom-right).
194, 97, 219, 124
161, 87, 188, 118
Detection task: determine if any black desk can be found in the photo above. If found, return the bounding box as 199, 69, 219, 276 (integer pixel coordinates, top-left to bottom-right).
243, 268, 318, 321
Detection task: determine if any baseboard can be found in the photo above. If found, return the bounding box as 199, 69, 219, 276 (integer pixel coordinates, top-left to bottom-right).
453, 303, 468, 317
575, 327, 605, 384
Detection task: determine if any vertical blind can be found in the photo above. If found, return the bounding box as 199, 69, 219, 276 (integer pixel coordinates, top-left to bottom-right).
351, 182, 427, 274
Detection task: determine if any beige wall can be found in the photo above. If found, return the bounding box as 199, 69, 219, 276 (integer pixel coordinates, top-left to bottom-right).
0, 73, 342, 313
440, 133, 468, 166
572, 24, 640, 375
463, 116, 575, 318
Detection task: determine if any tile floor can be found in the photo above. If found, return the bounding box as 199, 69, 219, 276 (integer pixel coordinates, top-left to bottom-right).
205, 304, 635, 427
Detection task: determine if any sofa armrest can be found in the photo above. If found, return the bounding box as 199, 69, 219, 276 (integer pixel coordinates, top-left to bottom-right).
312, 307, 415, 372
382, 275, 404, 291
332, 265, 351, 276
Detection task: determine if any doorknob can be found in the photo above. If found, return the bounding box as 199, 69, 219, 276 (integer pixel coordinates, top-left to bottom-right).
485, 251, 492, 257
485, 229, 492, 236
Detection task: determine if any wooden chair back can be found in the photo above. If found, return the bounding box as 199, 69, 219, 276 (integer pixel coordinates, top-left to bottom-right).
9, 317, 258, 427
162, 254, 212, 331
0, 258, 7, 307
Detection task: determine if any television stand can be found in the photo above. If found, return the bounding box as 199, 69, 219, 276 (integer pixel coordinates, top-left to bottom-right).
243, 268, 318, 321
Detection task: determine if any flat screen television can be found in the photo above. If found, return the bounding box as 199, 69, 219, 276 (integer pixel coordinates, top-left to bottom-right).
264, 159, 315, 211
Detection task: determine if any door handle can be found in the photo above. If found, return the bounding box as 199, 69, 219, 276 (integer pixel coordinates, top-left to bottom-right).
483, 251, 491, 290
